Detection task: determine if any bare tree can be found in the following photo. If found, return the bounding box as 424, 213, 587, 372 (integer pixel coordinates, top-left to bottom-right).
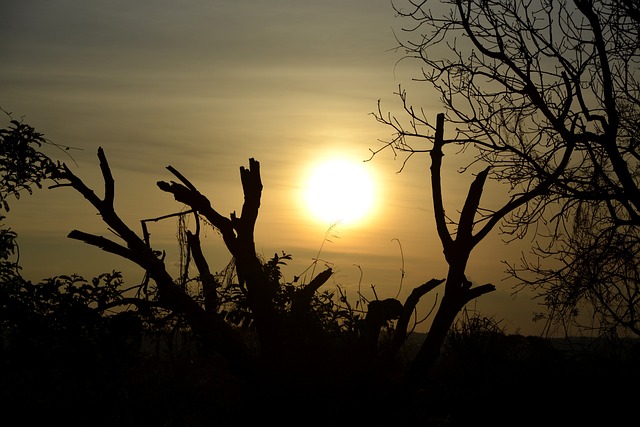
373, 0, 640, 338
373, 111, 555, 390
40, 145, 431, 381
54, 149, 361, 371
53, 148, 258, 371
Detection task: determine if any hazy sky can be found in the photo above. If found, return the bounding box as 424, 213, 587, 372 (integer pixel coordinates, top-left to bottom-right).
1, 0, 547, 335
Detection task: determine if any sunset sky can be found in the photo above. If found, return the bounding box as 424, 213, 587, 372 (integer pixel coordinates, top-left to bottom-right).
1, 0, 547, 335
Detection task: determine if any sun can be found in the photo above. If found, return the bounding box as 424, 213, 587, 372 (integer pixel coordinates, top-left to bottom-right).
302, 157, 377, 226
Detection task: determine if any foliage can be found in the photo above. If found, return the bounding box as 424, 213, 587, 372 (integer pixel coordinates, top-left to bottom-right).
0, 113, 63, 211
0, 216, 20, 281
0, 271, 140, 351
445, 307, 506, 353
209, 252, 363, 356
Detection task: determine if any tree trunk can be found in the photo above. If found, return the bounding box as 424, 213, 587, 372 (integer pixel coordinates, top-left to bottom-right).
404, 113, 496, 392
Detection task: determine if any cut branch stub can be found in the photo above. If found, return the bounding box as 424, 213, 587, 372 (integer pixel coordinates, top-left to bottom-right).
430, 113, 454, 254
457, 166, 490, 246
186, 230, 219, 315
237, 158, 262, 254
375, 278, 445, 367
291, 267, 333, 315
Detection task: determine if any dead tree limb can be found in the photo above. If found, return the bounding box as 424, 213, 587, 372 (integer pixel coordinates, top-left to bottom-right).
376, 278, 446, 367
408, 115, 497, 391
157, 159, 282, 358
59, 147, 255, 372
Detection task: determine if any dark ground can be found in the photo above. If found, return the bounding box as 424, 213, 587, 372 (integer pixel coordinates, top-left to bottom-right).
2, 333, 638, 426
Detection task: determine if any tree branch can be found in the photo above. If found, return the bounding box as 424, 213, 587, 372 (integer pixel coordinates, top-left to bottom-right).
430, 113, 454, 255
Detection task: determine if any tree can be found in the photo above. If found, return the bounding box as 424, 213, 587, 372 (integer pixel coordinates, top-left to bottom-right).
54, 150, 327, 373
56, 149, 439, 381
4, 111, 468, 420
373, 0, 640, 338
374, 112, 518, 390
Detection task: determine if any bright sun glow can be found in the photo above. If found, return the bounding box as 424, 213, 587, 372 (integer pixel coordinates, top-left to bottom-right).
303, 158, 376, 226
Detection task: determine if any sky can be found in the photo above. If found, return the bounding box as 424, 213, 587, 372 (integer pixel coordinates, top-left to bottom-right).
1, 0, 549, 336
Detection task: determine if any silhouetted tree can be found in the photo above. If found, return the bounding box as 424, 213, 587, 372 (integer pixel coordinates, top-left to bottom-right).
2, 111, 444, 415
58, 150, 424, 380
373, 0, 640, 348
374, 113, 511, 390
55, 150, 280, 373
